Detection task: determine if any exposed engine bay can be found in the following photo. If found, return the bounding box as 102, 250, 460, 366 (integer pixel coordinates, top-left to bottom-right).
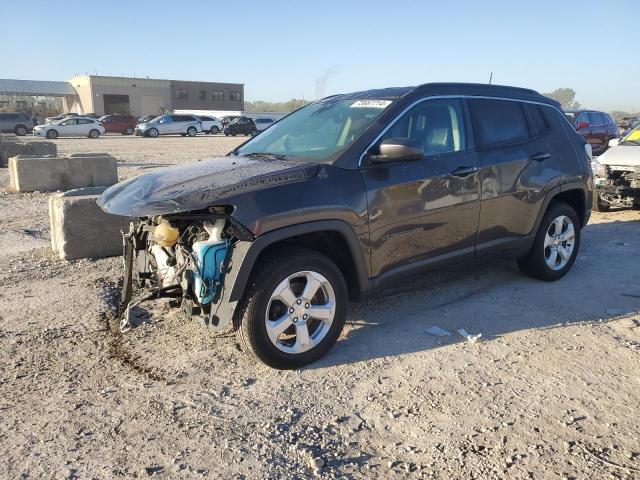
594, 165, 640, 208
119, 207, 254, 333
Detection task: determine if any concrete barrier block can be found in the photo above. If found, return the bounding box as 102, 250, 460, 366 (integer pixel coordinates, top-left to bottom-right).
0, 140, 57, 167
27, 141, 57, 156
8, 154, 118, 192
49, 187, 130, 260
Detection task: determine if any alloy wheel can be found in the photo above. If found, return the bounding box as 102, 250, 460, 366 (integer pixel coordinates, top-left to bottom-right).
265, 271, 336, 354
544, 215, 575, 270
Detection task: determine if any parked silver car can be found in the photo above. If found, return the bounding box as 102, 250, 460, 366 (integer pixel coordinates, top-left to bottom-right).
0, 112, 34, 136
134, 114, 202, 138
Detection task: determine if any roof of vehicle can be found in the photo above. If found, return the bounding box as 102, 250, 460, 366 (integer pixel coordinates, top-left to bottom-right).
321, 83, 561, 108
564, 109, 608, 114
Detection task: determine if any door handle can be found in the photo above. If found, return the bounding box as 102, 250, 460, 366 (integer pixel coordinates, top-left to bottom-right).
531, 152, 551, 162
450, 165, 478, 177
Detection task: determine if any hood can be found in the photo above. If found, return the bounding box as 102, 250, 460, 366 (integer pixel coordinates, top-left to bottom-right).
598, 145, 640, 167
97, 156, 319, 217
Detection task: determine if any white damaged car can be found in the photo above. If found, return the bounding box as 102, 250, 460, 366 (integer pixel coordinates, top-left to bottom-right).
592, 126, 640, 211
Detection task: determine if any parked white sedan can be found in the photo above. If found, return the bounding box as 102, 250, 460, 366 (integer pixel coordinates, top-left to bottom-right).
196, 115, 223, 135
33, 117, 105, 139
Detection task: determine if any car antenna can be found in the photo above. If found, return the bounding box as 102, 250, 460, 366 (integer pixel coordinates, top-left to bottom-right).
489, 72, 493, 84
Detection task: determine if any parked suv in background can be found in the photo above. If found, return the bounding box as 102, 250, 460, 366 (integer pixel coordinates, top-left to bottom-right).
221, 115, 241, 127
223, 116, 257, 136
0, 112, 34, 136
196, 116, 223, 134
99, 83, 592, 369
135, 114, 202, 138
564, 109, 618, 156
254, 118, 276, 132
100, 114, 138, 135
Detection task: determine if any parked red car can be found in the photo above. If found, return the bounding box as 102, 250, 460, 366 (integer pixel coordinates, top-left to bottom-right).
99, 114, 138, 135
564, 109, 618, 156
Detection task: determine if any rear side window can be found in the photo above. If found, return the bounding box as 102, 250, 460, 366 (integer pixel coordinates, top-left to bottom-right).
525, 104, 548, 136
588, 112, 605, 125
468, 99, 529, 147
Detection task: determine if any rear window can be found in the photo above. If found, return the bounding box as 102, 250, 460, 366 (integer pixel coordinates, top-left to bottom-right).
525, 104, 548, 136
588, 112, 605, 125
468, 99, 529, 147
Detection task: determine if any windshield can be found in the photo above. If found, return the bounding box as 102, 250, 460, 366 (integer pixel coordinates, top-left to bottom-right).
621, 126, 640, 146
235, 99, 392, 162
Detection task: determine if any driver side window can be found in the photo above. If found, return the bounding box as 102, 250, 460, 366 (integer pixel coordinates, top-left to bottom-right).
379, 98, 466, 157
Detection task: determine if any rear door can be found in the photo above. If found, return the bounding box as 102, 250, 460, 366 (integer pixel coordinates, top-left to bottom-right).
468, 98, 562, 255
76, 118, 94, 135
360, 97, 480, 279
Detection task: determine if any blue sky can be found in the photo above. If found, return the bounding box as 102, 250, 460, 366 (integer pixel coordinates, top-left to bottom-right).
1, 0, 639, 111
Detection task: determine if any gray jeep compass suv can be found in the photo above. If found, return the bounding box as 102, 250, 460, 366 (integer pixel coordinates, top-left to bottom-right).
99, 83, 593, 369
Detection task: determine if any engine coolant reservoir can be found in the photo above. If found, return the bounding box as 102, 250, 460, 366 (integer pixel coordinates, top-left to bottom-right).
191, 220, 228, 305
153, 221, 179, 247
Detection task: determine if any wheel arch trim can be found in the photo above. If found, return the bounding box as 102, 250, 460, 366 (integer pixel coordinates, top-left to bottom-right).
228, 220, 370, 303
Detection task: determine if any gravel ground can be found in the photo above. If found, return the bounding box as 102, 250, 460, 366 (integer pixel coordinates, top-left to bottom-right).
1, 134, 639, 479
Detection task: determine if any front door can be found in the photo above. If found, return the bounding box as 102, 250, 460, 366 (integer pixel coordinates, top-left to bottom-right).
360, 98, 481, 281
58, 118, 79, 136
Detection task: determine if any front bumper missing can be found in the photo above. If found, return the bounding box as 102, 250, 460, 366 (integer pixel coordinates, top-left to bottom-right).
117, 222, 253, 334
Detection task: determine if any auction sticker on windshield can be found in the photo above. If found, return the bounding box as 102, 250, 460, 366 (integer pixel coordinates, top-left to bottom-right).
350, 100, 392, 108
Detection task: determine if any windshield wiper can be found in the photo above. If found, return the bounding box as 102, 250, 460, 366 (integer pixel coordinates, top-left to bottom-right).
244, 152, 287, 159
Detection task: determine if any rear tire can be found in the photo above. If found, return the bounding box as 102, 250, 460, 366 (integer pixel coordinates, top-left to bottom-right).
15, 125, 27, 136
517, 202, 581, 281
235, 248, 348, 369
46, 129, 58, 139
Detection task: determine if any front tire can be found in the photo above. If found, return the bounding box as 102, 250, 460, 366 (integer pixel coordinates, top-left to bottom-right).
592, 190, 610, 212
235, 248, 348, 369
15, 125, 27, 136
187, 126, 197, 137
517, 202, 581, 281
88, 129, 100, 139
210, 126, 219, 134
123, 127, 134, 135
46, 129, 58, 139
148, 128, 159, 138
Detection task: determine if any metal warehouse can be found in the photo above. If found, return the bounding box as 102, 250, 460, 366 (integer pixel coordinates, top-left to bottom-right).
0, 75, 244, 118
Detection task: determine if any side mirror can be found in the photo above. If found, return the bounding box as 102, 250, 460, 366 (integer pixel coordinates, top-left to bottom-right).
608, 138, 619, 147
370, 137, 424, 163
577, 121, 589, 130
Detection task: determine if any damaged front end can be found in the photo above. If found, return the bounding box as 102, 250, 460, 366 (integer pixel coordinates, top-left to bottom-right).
119, 207, 254, 333
594, 165, 640, 209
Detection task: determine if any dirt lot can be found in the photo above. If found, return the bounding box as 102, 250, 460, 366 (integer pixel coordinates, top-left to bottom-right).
1, 134, 639, 479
